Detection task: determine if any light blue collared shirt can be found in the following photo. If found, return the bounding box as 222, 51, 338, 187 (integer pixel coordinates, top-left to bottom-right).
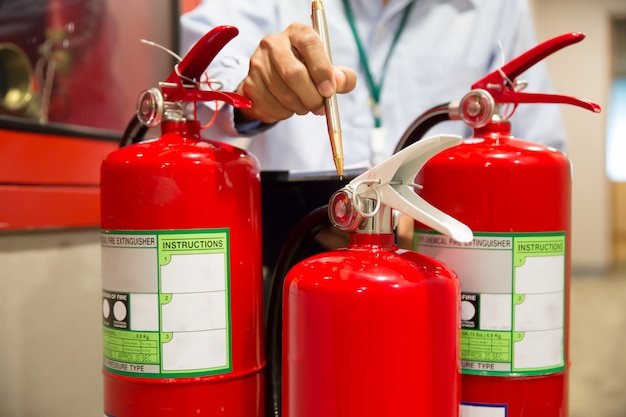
180, 0, 566, 172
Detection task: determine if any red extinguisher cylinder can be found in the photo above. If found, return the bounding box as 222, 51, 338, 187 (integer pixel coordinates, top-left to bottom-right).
100, 121, 264, 416
415, 122, 571, 417
283, 232, 461, 417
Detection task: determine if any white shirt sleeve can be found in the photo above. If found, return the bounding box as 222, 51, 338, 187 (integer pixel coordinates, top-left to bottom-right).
178, 0, 568, 172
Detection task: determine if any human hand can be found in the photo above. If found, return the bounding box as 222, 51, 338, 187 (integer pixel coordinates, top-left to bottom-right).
235, 22, 357, 124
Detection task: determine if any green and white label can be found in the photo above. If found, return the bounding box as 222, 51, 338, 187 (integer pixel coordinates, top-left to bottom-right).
416, 231, 566, 376
101, 229, 231, 378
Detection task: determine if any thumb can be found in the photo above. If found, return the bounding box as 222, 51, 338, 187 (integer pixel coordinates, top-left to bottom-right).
333, 66, 357, 94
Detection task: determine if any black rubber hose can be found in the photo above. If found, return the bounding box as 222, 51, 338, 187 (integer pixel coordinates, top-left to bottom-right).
393, 102, 452, 152
264, 205, 332, 417
119, 114, 148, 148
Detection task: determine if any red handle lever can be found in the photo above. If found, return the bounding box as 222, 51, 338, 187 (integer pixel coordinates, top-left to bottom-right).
167, 25, 239, 83
472, 32, 600, 113
481, 32, 584, 87
499, 91, 600, 113
162, 25, 251, 109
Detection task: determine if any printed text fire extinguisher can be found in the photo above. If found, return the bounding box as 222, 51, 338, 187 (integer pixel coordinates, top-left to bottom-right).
100, 26, 265, 417
396, 32, 601, 417
266, 134, 473, 417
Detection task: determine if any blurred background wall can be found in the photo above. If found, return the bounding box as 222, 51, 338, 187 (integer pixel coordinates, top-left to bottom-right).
530, 0, 626, 273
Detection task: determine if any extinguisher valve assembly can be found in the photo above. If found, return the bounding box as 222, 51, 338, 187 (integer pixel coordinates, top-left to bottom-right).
396, 32, 601, 151
458, 32, 600, 128
329, 134, 473, 242
135, 25, 252, 128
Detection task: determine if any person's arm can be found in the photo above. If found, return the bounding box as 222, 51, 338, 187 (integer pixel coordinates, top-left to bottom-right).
180, 1, 274, 137
179, 1, 356, 138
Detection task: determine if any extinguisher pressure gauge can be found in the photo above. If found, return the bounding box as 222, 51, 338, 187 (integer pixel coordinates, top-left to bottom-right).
329, 182, 383, 232
136, 87, 164, 127
459, 89, 495, 129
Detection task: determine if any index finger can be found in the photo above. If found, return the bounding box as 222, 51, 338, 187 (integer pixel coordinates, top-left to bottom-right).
288, 23, 336, 97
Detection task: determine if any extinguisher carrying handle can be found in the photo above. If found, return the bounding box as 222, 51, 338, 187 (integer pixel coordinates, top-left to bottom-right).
347, 134, 473, 243
165, 89, 252, 109
473, 32, 600, 112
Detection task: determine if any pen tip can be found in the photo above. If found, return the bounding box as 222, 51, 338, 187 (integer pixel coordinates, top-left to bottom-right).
334, 158, 344, 179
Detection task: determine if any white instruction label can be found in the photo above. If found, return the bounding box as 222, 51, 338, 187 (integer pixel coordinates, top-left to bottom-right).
461, 402, 507, 417
416, 231, 566, 376
101, 229, 231, 378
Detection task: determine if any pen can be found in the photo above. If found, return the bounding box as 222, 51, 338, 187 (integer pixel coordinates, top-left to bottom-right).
311, 0, 344, 179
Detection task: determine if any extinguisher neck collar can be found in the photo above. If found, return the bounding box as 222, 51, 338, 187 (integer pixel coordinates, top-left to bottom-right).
474, 120, 511, 137
358, 201, 395, 234
161, 120, 201, 136
350, 232, 396, 249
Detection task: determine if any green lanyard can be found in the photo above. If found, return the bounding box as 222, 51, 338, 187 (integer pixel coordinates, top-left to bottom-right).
341, 0, 415, 128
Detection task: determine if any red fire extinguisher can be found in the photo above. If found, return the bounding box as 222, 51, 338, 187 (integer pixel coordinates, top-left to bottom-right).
100, 26, 265, 417
396, 32, 601, 417
269, 134, 473, 417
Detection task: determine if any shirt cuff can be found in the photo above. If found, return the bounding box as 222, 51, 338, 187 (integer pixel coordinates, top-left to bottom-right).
233, 108, 277, 136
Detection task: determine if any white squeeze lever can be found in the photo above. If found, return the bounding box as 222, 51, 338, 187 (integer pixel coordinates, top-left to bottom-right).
333, 134, 473, 243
